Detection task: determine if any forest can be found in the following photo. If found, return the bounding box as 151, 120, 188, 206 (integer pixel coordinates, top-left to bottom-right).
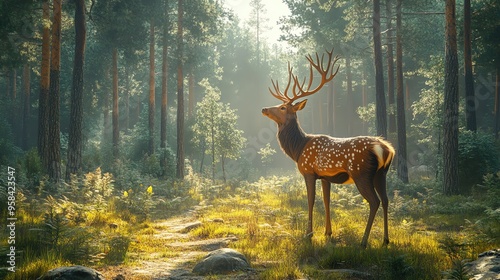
0, 0, 499, 279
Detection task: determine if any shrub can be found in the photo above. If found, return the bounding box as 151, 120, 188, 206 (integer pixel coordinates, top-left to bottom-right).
458, 130, 500, 193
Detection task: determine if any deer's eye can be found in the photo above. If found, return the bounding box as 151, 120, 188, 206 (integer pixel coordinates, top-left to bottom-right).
280, 106, 286, 111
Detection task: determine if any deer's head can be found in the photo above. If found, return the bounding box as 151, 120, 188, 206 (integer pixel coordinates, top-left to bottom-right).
261, 49, 340, 127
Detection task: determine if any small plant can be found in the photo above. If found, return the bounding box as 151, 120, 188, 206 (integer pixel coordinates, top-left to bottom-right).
106, 235, 131, 264
443, 259, 471, 280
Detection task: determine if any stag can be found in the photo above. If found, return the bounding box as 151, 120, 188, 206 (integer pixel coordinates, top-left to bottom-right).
261, 49, 395, 248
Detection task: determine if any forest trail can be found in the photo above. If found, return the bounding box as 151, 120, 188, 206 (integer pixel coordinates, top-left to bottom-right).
98, 207, 239, 280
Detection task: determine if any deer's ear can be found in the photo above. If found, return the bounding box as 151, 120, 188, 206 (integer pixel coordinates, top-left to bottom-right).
293, 99, 308, 112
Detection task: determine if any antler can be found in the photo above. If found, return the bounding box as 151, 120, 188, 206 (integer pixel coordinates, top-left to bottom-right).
268, 48, 340, 104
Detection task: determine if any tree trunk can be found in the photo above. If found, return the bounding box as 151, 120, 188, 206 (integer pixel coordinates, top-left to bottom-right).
346, 55, 353, 136
443, 0, 460, 195
22, 64, 31, 150
160, 21, 169, 173
103, 71, 110, 148
396, 0, 409, 184
373, 0, 387, 138
66, 0, 86, 180
12, 69, 17, 100
386, 0, 396, 135
47, 0, 62, 182
362, 65, 367, 134
149, 19, 156, 155
221, 154, 226, 183
211, 114, 215, 183
176, 0, 185, 179
495, 66, 500, 139
463, 0, 476, 132
124, 63, 130, 133
112, 47, 119, 159
188, 71, 194, 119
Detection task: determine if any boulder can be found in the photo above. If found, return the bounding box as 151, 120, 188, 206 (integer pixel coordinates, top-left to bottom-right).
465, 249, 500, 280
37, 266, 105, 280
192, 248, 251, 275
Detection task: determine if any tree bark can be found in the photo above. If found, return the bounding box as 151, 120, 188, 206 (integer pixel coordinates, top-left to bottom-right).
396, 0, 408, 183
124, 62, 130, 133
149, 19, 156, 155
112, 47, 119, 159
443, 0, 460, 195
22, 64, 31, 150
386, 0, 396, 135
346, 55, 353, 135
188, 71, 194, 119
495, 66, 500, 139
373, 0, 387, 138
12, 69, 17, 100
38, 0, 50, 165
66, 0, 86, 180
463, 0, 476, 132
176, 0, 185, 179
160, 21, 169, 173
47, 0, 62, 182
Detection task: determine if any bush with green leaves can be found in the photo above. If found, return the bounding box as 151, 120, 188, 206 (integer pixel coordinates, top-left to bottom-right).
458, 130, 500, 193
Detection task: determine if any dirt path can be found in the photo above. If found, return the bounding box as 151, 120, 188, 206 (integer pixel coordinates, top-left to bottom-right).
99, 209, 238, 280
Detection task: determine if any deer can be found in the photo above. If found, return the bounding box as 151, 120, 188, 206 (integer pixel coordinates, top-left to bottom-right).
261, 49, 395, 248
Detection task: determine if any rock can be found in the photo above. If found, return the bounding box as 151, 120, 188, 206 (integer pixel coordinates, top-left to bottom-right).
180, 221, 203, 233
192, 248, 251, 275
465, 249, 500, 280
37, 266, 105, 280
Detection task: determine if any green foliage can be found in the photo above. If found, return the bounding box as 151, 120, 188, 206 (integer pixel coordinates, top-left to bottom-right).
105, 235, 131, 264
0, 117, 21, 165
443, 259, 472, 280
192, 79, 246, 180
458, 130, 500, 193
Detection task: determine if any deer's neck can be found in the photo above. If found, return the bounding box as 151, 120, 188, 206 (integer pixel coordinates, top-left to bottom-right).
278, 118, 310, 162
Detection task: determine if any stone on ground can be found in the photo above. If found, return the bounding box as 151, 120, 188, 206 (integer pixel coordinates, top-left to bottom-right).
466, 249, 500, 280
37, 266, 105, 280
192, 248, 251, 275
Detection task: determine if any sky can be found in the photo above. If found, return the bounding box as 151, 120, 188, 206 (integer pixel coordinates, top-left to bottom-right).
223, 0, 291, 49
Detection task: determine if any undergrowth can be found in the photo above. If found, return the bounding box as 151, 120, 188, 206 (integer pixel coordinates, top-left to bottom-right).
1, 165, 499, 279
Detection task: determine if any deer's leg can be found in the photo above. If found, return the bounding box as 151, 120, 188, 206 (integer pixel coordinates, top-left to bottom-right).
354, 177, 380, 248
304, 174, 316, 237
374, 169, 389, 246
321, 179, 332, 236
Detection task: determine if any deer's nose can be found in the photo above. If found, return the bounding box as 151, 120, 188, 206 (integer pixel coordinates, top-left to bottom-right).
262, 108, 268, 114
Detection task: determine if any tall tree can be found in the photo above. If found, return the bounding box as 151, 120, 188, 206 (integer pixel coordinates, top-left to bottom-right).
112, 47, 119, 158
47, 0, 62, 181
22, 64, 31, 149
38, 0, 50, 170
176, 0, 185, 178
373, 0, 387, 138
386, 0, 396, 134
443, 0, 460, 195
148, 19, 156, 155
248, 0, 268, 66
396, 0, 408, 183
160, 4, 169, 173
66, 0, 87, 179
463, 0, 476, 132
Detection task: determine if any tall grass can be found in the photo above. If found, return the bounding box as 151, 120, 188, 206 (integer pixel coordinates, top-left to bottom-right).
190, 174, 499, 279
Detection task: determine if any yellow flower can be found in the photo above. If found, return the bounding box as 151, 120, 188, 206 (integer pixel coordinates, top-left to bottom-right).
123, 191, 129, 198
147, 186, 153, 195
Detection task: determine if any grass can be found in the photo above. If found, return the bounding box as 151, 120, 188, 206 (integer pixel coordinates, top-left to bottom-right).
188, 174, 498, 279
1, 171, 498, 279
